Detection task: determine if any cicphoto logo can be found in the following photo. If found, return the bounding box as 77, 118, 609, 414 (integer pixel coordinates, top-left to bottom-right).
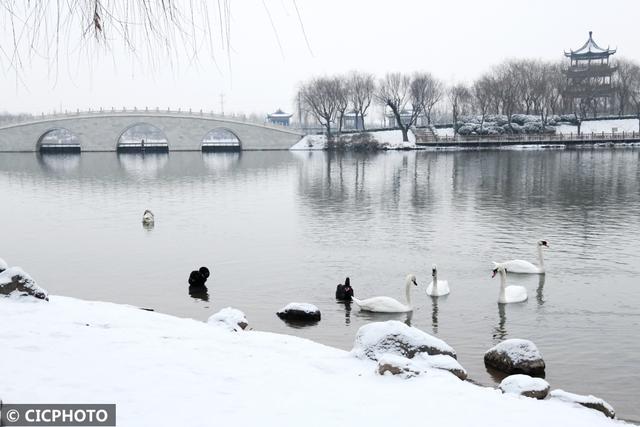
0, 404, 115, 426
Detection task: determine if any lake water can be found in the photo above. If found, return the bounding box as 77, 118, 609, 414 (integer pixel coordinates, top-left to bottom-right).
1, 149, 639, 421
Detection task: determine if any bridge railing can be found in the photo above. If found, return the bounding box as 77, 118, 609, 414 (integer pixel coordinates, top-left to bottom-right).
0, 108, 297, 130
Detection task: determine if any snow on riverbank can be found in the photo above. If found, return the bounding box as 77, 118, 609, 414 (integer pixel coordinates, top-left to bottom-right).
290, 129, 415, 150
0, 296, 625, 427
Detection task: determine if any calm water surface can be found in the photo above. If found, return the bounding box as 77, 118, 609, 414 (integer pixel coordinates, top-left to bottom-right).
1, 150, 639, 420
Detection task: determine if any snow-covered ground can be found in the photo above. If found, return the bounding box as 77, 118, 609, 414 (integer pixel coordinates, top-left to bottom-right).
548, 119, 639, 135
435, 119, 640, 137
434, 127, 455, 138
0, 296, 626, 427
290, 129, 416, 150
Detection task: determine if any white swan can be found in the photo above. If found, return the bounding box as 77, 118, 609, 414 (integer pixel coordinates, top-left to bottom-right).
426, 264, 450, 297
492, 263, 528, 304
352, 274, 418, 313
496, 240, 548, 274
0, 257, 7, 272
142, 210, 155, 225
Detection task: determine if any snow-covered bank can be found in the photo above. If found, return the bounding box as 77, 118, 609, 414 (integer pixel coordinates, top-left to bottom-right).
290, 129, 416, 151
0, 296, 626, 427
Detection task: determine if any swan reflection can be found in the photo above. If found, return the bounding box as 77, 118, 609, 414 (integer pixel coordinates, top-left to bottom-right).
431, 296, 439, 334
492, 303, 507, 341
536, 274, 546, 306
188, 285, 210, 302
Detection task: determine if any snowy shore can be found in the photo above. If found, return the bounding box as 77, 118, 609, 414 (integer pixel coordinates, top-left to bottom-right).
290, 129, 416, 151
0, 296, 627, 427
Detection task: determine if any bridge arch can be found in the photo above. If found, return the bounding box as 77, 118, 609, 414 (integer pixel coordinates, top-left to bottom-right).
117, 122, 169, 153
36, 127, 81, 153
201, 127, 241, 152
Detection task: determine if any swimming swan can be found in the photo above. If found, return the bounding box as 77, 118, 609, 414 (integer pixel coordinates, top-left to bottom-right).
142, 210, 155, 225
352, 274, 418, 313
496, 240, 548, 274
335, 277, 354, 301
492, 263, 527, 304
426, 264, 450, 297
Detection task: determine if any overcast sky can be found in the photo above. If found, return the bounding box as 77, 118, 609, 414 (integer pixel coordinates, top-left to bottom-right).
1, 0, 639, 116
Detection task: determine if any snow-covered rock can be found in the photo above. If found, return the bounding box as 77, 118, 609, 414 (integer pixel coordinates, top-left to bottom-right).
276, 302, 321, 322
414, 353, 467, 380
550, 389, 616, 419
376, 354, 423, 378
0, 257, 7, 272
484, 339, 545, 376
207, 307, 248, 332
376, 353, 467, 380
352, 320, 456, 361
0, 267, 48, 301
499, 374, 550, 399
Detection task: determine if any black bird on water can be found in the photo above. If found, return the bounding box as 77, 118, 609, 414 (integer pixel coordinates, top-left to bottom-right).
335, 277, 354, 301
189, 266, 210, 288
188, 266, 211, 301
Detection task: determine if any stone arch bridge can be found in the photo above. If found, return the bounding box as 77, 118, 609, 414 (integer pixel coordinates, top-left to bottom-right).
0, 110, 303, 152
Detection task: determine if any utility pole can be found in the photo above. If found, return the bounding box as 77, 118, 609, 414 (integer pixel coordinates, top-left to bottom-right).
219, 93, 225, 117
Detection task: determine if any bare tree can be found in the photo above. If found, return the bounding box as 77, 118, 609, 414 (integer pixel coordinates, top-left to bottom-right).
299, 77, 340, 137
448, 84, 471, 135
538, 62, 565, 131
348, 71, 376, 131
494, 62, 521, 132
334, 76, 350, 135
628, 63, 640, 132
415, 73, 444, 125
614, 58, 640, 116
376, 72, 417, 142
472, 76, 494, 133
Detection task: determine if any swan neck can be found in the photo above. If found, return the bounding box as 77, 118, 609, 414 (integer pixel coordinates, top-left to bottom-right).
537, 245, 544, 268
405, 279, 412, 308
432, 272, 438, 289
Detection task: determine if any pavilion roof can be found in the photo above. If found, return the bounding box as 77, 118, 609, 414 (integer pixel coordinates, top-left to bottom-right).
565, 31, 616, 58
268, 108, 292, 118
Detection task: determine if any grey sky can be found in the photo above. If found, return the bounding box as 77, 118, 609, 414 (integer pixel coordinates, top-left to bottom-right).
1, 0, 638, 116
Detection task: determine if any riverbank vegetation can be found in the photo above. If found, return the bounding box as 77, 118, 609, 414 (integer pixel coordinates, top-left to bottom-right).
297, 58, 640, 142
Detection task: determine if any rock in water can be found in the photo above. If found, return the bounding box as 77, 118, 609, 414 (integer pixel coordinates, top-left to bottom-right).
499, 374, 550, 399
550, 389, 616, 419
484, 339, 545, 376
208, 307, 248, 332
0, 267, 49, 301
352, 320, 456, 361
276, 303, 321, 322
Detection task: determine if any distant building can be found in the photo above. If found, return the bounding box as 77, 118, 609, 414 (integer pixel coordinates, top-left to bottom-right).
267, 109, 293, 126
343, 111, 365, 130
564, 31, 617, 117
385, 109, 427, 127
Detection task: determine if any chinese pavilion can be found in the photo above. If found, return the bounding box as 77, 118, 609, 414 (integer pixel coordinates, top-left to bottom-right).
564, 31, 617, 117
